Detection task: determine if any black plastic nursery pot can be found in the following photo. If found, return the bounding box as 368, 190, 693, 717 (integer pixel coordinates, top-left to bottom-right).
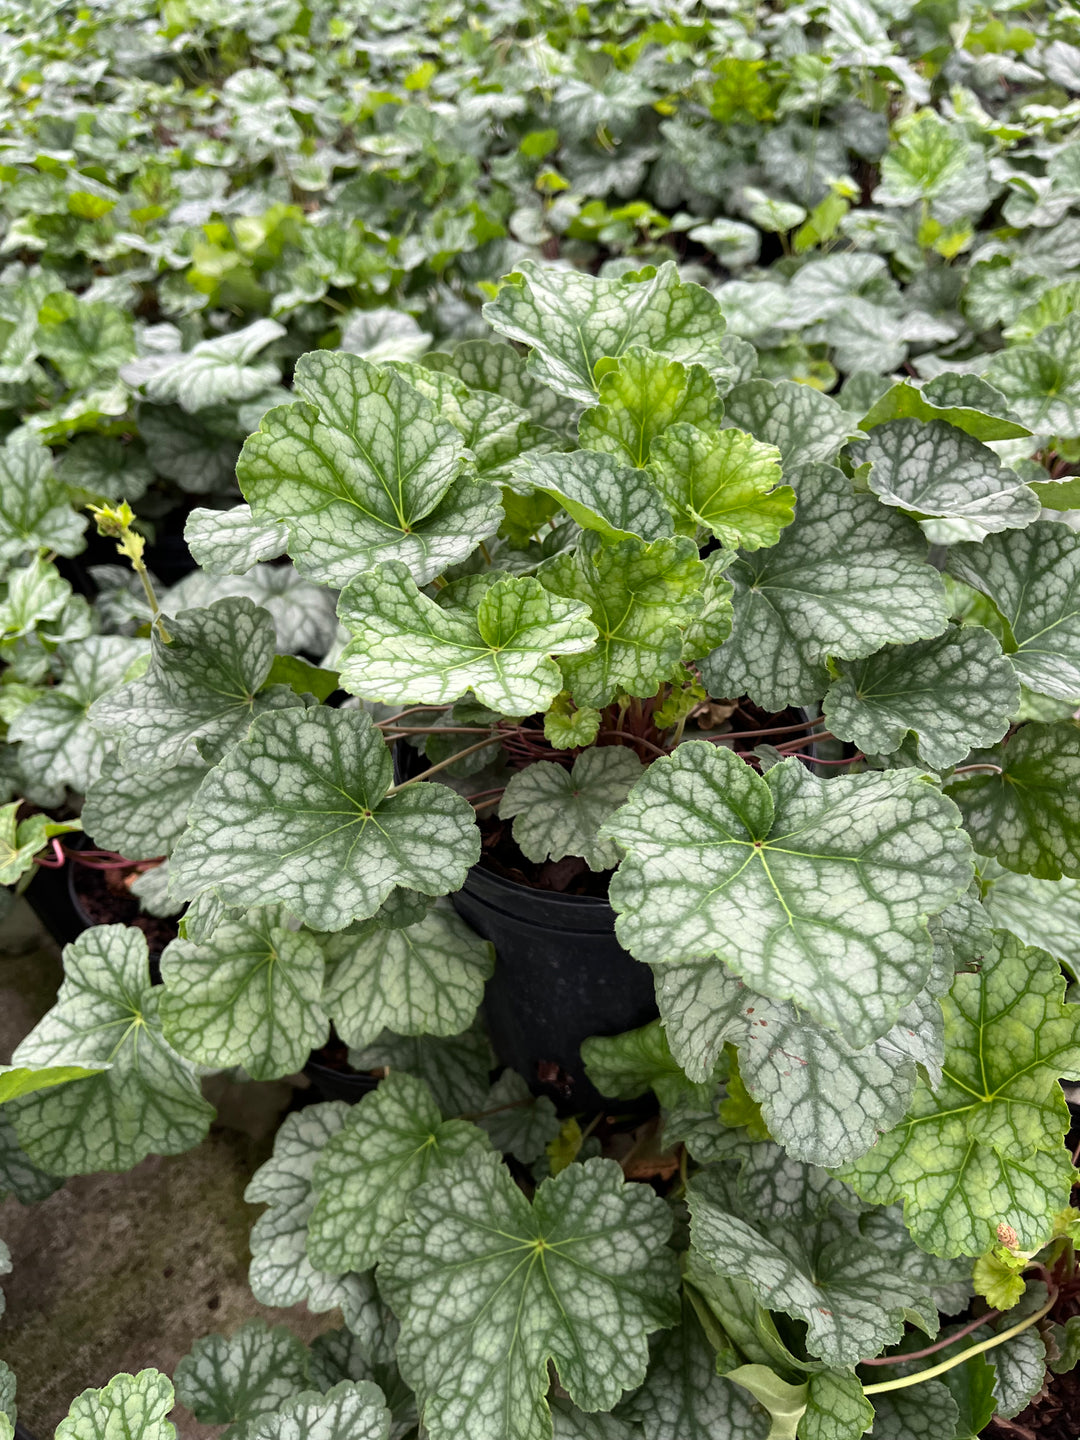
302, 1048, 380, 1103
452, 865, 657, 1114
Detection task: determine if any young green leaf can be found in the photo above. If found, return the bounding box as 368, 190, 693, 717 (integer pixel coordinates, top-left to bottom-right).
875, 109, 971, 204
483, 260, 726, 404
159, 909, 327, 1080
244, 1103, 380, 1327
854, 420, 1040, 544
702, 464, 949, 711
322, 905, 494, 1048
238, 351, 500, 587
649, 424, 793, 550
578, 347, 720, 468
688, 1169, 938, 1366
824, 627, 1020, 770
499, 749, 644, 871
0, 804, 76, 886
947, 521, 1080, 702
55, 1370, 176, 1440
184, 504, 289, 576
173, 1320, 309, 1436
88, 597, 300, 774
170, 708, 480, 931
604, 742, 972, 1047
510, 449, 673, 544
946, 721, 1080, 879
842, 931, 1080, 1255
7, 925, 213, 1174
538, 533, 702, 707
337, 563, 596, 715
307, 1071, 491, 1273
379, 1151, 680, 1440
0, 1063, 106, 1104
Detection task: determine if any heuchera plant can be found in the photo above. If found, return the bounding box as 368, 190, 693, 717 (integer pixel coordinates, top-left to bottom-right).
5, 260, 1080, 1440
2, 0, 1080, 1436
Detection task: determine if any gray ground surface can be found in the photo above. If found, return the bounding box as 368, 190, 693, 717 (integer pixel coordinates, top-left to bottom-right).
0, 901, 336, 1437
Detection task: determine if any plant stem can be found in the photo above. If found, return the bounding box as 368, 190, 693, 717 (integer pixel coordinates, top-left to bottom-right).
468, 787, 505, 808
376, 705, 452, 727
705, 717, 826, 741
861, 1285, 1057, 1396
952, 763, 1004, 776
859, 1307, 1001, 1366
385, 737, 502, 792
386, 725, 501, 736
596, 729, 669, 758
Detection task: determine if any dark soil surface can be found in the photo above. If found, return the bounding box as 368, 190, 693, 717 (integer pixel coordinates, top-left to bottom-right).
71, 860, 178, 958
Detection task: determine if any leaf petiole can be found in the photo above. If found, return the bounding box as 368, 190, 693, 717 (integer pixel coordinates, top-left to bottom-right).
861, 1284, 1058, 1396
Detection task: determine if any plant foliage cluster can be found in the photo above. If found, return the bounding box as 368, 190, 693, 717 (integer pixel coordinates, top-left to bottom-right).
3, 0, 1080, 1437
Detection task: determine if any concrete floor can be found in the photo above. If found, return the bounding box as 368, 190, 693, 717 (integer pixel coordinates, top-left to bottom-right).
0, 902, 336, 1438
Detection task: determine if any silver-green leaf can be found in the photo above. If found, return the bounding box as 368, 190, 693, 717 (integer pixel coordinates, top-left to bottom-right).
307, 1071, 491, 1273
379, 1151, 680, 1440
170, 707, 481, 932
160, 910, 328, 1080
7, 926, 213, 1175
323, 905, 493, 1049
499, 749, 644, 872
337, 563, 596, 715
604, 742, 972, 1048
823, 627, 1020, 770
702, 464, 949, 712
237, 351, 500, 587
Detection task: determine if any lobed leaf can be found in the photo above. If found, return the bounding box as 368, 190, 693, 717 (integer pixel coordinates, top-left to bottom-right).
8, 926, 213, 1174
337, 562, 596, 715
702, 464, 949, 711
604, 742, 972, 1047
307, 1071, 490, 1273
948, 520, 1080, 702
238, 351, 500, 588
170, 707, 480, 932
649, 423, 793, 550
842, 931, 1080, 1255
160, 909, 328, 1080
323, 905, 493, 1048
824, 626, 1020, 770
379, 1151, 680, 1440
484, 261, 726, 405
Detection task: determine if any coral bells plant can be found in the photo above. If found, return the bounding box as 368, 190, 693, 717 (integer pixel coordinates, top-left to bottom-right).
6, 257, 1080, 1439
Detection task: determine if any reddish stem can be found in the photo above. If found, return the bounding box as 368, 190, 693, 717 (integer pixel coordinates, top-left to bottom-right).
595, 730, 670, 758
859, 1307, 1001, 1367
